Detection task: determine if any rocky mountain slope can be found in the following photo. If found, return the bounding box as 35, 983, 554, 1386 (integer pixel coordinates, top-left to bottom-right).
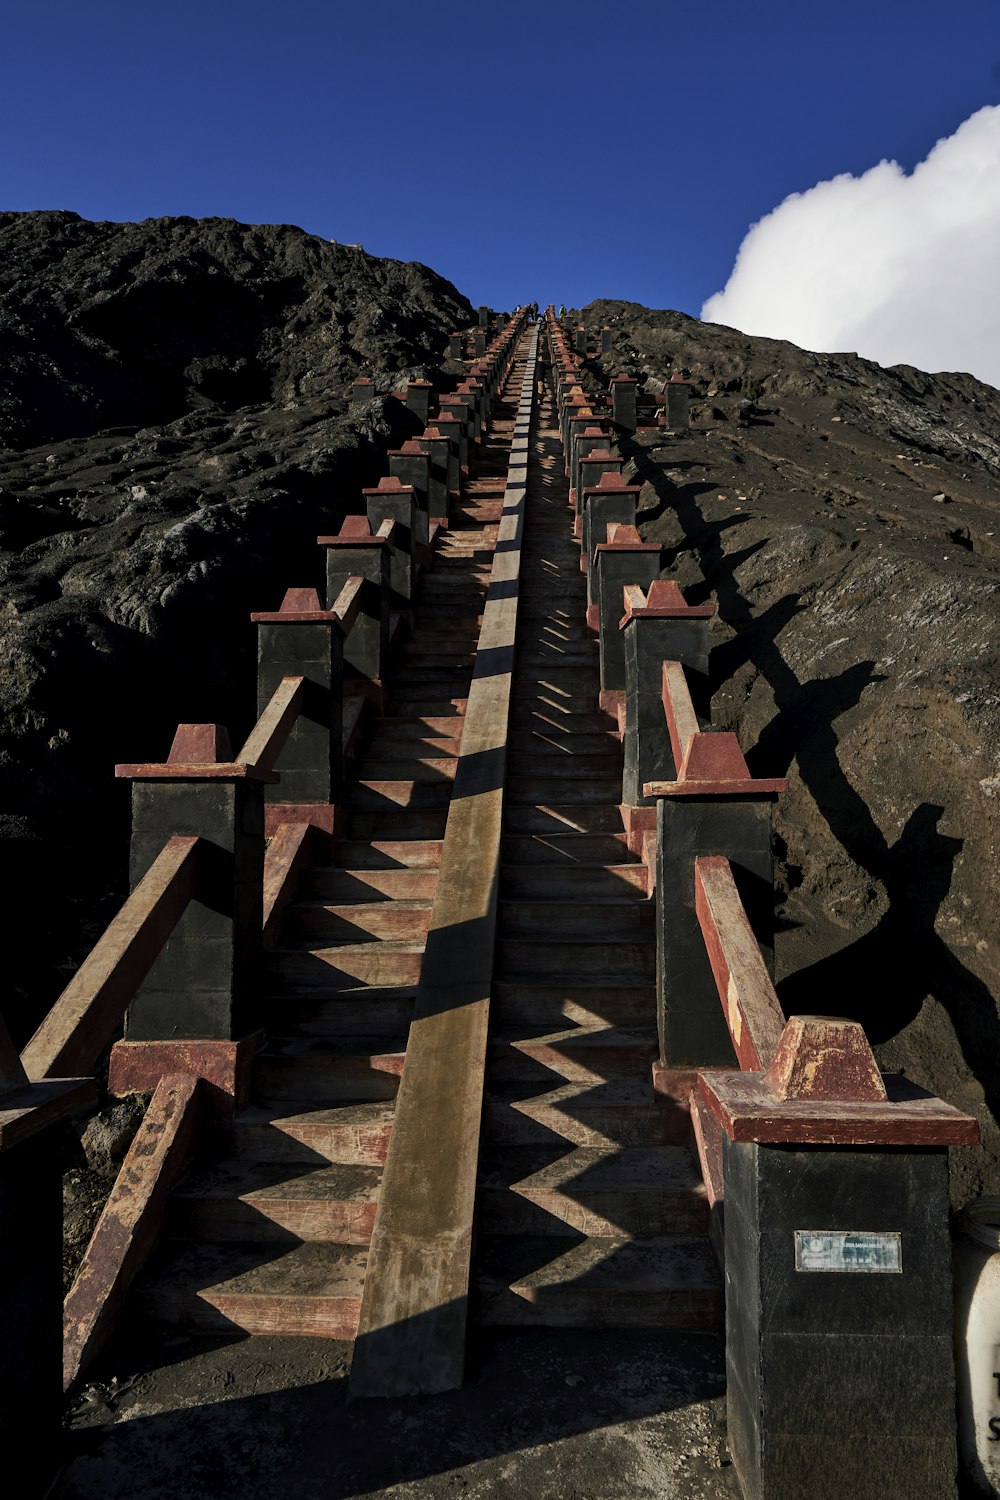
580, 300, 1000, 1198
0, 212, 471, 1042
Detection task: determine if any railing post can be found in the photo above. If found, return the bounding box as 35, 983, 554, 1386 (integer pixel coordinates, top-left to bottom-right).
477, 304, 489, 328
388, 441, 432, 552
473, 330, 486, 358
447, 332, 463, 359
428, 410, 465, 495
571, 428, 616, 516
404, 378, 433, 426
251, 586, 345, 832
109, 723, 270, 1096
697, 1015, 977, 1500
351, 376, 375, 408
582, 473, 641, 618
319, 515, 391, 702
611, 373, 638, 432
601, 326, 613, 354
574, 324, 588, 356
664, 375, 692, 431
412, 425, 453, 525
364, 479, 417, 612
0, 1016, 92, 1491
590, 523, 660, 712
646, 734, 786, 1068
620, 582, 716, 850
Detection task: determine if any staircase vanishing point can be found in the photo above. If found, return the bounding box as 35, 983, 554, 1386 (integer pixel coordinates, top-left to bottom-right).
132, 328, 723, 1344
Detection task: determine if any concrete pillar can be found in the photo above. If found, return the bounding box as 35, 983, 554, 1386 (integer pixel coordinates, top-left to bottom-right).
592, 526, 660, 702
252, 586, 345, 822
611, 374, 638, 432
601, 327, 613, 354
319, 516, 391, 689
665, 377, 692, 431
693, 1026, 974, 1500
428, 412, 464, 495
388, 443, 432, 547
435, 401, 470, 472
621, 582, 715, 806
477, 305, 490, 328
405, 380, 433, 426
574, 325, 588, 356
448, 333, 463, 360
473, 330, 486, 358
351, 377, 375, 408
571, 431, 615, 513
364, 479, 417, 611
583, 477, 642, 616
118, 724, 268, 1043
413, 426, 453, 523
653, 737, 785, 1066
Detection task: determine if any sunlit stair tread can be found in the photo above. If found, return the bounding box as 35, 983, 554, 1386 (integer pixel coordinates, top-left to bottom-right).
170, 1160, 382, 1244
136, 1239, 368, 1337
230, 1101, 395, 1164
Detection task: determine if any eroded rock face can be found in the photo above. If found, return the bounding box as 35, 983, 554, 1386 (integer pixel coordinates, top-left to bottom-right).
0, 212, 471, 1038
583, 300, 1000, 1199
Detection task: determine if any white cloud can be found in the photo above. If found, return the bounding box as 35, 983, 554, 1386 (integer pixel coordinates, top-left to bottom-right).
702, 105, 1000, 389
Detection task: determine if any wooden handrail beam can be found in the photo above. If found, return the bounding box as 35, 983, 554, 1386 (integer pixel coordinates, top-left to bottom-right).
661, 659, 699, 771
694, 854, 786, 1071
330, 574, 365, 635
21, 835, 201, 1081
236, 674, 305, 776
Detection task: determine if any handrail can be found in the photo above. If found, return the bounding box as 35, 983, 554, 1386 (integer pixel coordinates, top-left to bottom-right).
236, 674, 306, 776
661, 658, 699, 772
694, 854, 786, 1071
20, 835, 201, 1081
330, 574, 365, 635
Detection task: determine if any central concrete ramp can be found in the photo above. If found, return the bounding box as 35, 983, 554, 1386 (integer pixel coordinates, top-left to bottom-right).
349, 329, 540, 1396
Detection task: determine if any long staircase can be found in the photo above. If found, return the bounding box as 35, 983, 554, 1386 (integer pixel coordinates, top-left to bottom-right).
128, 327, 721, 1348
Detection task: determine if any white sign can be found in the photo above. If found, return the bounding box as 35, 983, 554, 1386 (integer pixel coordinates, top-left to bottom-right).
794, 1231, 902, 1273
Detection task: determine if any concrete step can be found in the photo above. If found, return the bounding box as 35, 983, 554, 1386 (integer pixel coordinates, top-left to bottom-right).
355, 758, 458, 783
509, 753, 622, 780
491, 980, 656, 1028
136, 1239, 367, 1337
230, 1101, 394, 1165
500, 864, 647, 898
349, 780, 452, 810
370, 717, 465, 739
497, 936, 654, 981
269, 987, 415, 1037
475, 1234, 723, 1330
300, 868, 438, 901
368, 735, 463, 760
282, 899, 432, 943
512, 667, 600, 693
509, 708, 617, 736
484, 1078, 685, 1148
385, 687, 471, 711
478, 1145, 708, 1237
252, 1040, 406, 1104
500, 898, 653, 938
267, 942, 426, 990
400, 641, 477, 659
346, 808, 449, 840
489, 1025, 658, 1082
500, 831, 630, 864
322, 839, 443, 869
170, 1159, 381, 1244
506, 776, 623, 806
503, 804, 625, 835
508, 730, 620, 756
513, 689, 603, 716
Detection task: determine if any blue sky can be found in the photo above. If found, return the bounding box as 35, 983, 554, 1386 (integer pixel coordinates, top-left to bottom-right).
3, 0, 1000, 325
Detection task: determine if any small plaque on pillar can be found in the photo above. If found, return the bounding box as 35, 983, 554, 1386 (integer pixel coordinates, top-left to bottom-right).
794, 1230, 902, 1274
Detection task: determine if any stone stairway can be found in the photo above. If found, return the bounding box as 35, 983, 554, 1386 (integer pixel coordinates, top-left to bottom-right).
132, 380, 518, 1340
472, 395, 724, 1331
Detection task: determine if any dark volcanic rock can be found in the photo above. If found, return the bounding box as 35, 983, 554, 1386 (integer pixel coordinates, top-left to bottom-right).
0, 212, 472, 1041
583, 300, 1000, 1200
